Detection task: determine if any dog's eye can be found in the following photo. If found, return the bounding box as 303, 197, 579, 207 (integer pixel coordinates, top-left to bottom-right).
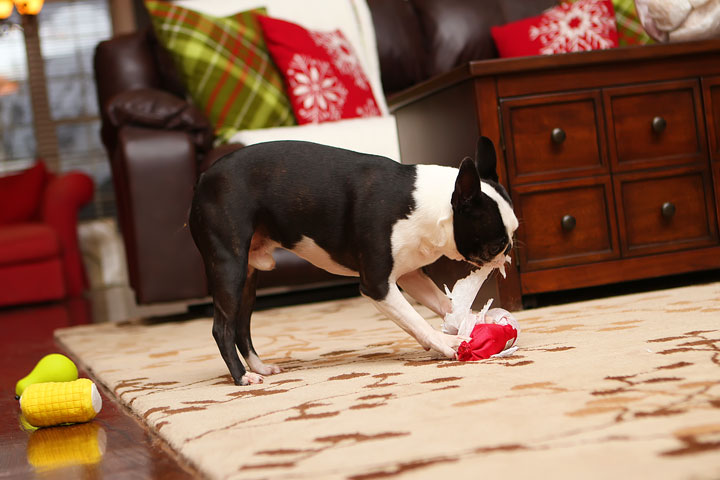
489, 244, 504, 256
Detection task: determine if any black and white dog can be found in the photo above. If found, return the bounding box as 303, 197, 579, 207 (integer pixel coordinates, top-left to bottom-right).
189, 137, 518, 385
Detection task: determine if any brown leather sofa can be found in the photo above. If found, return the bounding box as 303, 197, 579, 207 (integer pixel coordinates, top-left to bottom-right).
94, 0, 555, 305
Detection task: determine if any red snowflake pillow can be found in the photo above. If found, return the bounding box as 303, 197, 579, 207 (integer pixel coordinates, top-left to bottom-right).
257, 15, 381, 125
491, 0, 619, 58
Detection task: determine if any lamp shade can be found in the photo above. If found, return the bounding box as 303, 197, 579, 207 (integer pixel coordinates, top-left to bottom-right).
0, 0, 13, 19
14, 0, 44, 15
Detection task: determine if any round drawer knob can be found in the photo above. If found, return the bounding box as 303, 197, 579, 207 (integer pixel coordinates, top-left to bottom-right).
551, 127, 566, 144
661, 201, 676, 219
652, 116, 667, 133
561, 214, 576, 231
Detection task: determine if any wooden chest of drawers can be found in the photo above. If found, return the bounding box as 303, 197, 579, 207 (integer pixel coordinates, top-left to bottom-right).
390, 40, 720, 310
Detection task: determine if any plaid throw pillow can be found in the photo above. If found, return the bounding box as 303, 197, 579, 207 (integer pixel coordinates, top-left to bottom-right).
611, 0, 654, 45
145, 2, 296, 143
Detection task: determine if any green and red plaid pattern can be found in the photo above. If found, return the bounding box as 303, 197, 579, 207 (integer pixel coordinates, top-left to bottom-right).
612, 0, 654, 46
145, 2, 296, 142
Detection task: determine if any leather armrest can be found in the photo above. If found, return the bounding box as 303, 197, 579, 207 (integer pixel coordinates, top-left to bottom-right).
107, 88, 214, 153
112, 126, 207, 303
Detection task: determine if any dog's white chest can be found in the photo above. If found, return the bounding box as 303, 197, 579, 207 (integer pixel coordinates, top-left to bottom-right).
390, 165, 462, 278
291, 237, 359, 277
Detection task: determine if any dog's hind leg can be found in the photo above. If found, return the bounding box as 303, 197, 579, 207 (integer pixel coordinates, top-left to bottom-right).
192, 217, 259, 386
207, 253, 265, 385
235, 268, 283, 377
189, 172, 263, 386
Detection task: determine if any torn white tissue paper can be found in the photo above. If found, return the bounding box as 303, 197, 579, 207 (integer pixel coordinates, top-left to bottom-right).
442, 255, 512, 337
442, 265, 492, 336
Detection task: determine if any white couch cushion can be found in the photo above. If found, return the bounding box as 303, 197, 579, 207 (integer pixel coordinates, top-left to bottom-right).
228, 115, 400, 162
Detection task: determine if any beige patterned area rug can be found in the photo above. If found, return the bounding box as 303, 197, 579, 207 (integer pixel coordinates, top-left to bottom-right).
55, 282, 720, 480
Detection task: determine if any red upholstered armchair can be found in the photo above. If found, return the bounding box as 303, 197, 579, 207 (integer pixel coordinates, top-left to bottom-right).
0, 161, 94, 307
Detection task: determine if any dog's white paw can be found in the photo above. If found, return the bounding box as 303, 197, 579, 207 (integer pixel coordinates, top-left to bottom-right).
443, 332, 471, 350
240, 372, 264, 385
254, 363, 283, 375
437, 332, 471, 359
247, 353, 283, 375
421, 331, 467, 359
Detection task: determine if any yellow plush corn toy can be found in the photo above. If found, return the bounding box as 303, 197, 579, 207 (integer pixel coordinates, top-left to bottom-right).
20, 378, 102, 428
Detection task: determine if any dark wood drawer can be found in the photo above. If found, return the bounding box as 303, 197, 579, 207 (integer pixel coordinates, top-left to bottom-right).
702, 76, 720, 162
714, 163, 720, 227
605, 80, 705, 171
501, 91, 607, 184
614, 167, 718, 256
513, 176, 620, 271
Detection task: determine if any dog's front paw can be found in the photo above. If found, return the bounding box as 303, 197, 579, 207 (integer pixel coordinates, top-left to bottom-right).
439, 333, 471, 359
423, 331, 468, 359
443, 332, 471, 350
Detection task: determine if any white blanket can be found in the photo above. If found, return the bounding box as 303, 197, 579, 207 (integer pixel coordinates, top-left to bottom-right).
635, 0, 720, 42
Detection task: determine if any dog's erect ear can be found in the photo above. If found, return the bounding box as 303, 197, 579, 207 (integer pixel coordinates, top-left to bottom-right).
475, 136, 499, 183
452, 157, 481, 208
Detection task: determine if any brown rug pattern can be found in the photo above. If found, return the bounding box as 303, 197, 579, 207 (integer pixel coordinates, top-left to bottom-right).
55, 282, 720, 479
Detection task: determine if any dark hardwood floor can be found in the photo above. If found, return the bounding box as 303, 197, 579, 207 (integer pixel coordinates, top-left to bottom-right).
0, 298, 198, 479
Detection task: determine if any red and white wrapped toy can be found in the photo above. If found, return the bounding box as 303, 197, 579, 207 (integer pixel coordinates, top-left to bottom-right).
442, 259, 520, 361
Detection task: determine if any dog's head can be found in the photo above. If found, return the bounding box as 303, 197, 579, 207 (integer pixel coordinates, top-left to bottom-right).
451, 137, 518, 268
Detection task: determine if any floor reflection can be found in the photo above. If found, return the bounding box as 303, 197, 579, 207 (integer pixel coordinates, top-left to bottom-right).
26, 422, 106, 472
0, 296, 196, 479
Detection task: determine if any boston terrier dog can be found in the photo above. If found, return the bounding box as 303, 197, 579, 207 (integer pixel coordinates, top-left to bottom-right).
189, 137, 518, 385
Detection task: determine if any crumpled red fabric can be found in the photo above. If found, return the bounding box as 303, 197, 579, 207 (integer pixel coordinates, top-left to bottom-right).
457, 323, 518, 361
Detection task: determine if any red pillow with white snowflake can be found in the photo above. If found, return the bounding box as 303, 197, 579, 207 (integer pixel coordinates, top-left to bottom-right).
257, 15, 381, 125
490, 0, 619, 58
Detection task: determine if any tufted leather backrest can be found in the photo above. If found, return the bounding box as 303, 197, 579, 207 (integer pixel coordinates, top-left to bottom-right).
368, 0, 557, 94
